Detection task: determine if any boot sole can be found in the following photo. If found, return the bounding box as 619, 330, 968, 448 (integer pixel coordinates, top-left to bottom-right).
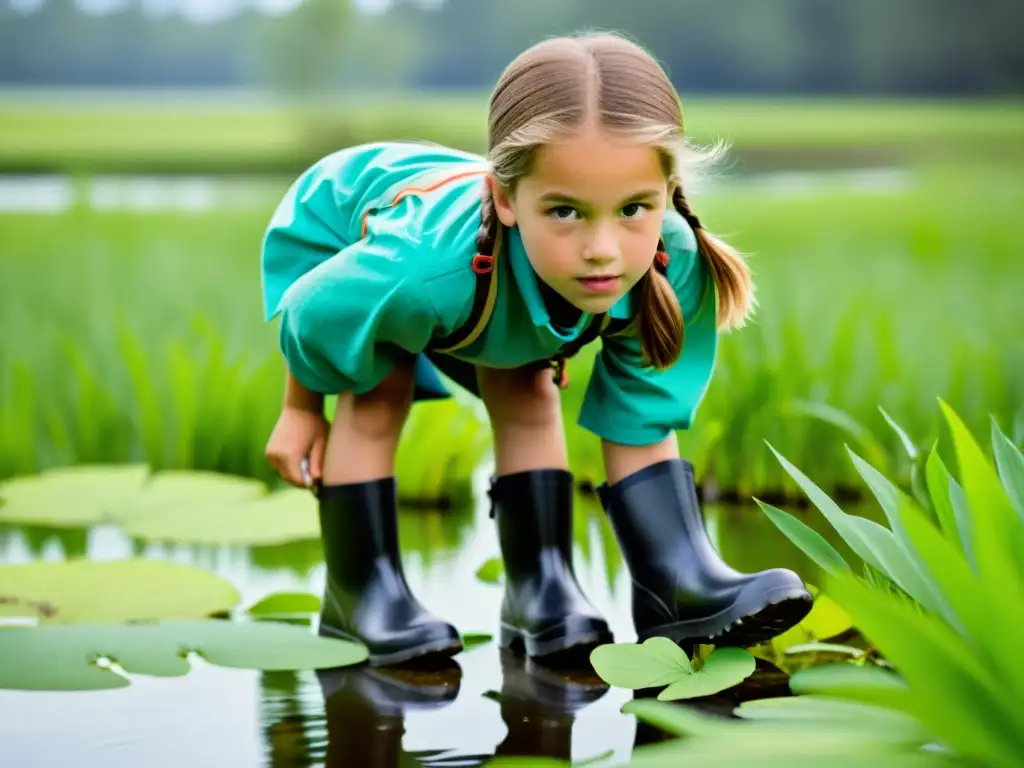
499, 619, 614, 660
638, 585, 813, 648
320, 625, 464, 668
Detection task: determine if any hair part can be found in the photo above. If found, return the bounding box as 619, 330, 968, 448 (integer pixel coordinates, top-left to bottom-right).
479, 31, 755, 368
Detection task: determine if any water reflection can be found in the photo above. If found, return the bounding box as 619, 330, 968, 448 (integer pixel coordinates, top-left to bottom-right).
488, 651, 609, 762
0, 475, 879, 765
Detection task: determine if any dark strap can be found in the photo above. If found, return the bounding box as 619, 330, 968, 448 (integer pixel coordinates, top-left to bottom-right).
428, 227, 503, 354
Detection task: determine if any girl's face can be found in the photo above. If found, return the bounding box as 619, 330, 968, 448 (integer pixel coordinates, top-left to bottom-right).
491, 126, 670, 315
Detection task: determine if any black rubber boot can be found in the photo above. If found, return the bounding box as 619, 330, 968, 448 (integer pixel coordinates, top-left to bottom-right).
598, 459, 812, 647
317, 477, 463, 667
489, 469, 614, 659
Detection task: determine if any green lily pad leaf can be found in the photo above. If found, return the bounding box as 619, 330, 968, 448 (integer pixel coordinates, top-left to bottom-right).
0, 619, 369, 691
118, 470, 267, 514
475, 557, 504, 585
461, 632, 493, 650
657, 647, 756, 701
590, 637, 693, 690
0, 559, 239, 625
0, 464, 149, 527
246, 592, 321, 619
122, 486, 318, 545
0, 466, 320, 546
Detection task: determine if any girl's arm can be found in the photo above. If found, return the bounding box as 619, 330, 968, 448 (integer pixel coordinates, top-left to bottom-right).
601, 434, 679, 486
283, 369, 325, 413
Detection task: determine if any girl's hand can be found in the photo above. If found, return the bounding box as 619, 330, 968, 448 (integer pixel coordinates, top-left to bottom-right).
265, 406, 329, 488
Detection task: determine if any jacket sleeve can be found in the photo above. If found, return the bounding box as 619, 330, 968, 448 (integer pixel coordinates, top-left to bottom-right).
274, 232, 440, 396
577, 211, 719, 445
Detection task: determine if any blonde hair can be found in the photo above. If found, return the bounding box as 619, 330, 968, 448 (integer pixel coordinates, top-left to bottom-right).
479, 31, 754, 368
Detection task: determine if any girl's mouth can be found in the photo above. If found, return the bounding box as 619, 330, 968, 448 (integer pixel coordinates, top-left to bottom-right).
577, 275, 621, 293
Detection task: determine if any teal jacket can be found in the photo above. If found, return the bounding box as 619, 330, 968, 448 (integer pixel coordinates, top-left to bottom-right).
261, 141, 718, 447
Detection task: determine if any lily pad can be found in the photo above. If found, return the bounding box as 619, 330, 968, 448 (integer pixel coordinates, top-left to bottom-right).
0, 464, 323, 546
0, 559, 240, 625
122, 486, 318, 545
475, 557, 504, 585
461, 632, 493, 650
0, 464, 150, 527
0, 619, 369, 691
590, 638, 756, 700
246, 591, 322, 620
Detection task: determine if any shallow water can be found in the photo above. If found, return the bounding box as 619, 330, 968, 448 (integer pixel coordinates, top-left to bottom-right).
0, 464, 840, 767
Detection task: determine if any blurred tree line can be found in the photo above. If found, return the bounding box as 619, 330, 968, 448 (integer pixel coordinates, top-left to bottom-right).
0, 0, 1021, 95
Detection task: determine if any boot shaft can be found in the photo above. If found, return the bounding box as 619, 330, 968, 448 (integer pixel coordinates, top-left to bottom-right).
318, 477, 402, 589
489, 468, 575, 582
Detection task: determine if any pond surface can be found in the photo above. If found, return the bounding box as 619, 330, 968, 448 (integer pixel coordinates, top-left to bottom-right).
0, 466, 836, 767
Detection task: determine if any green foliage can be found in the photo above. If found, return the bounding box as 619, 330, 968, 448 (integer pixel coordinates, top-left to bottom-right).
0, 464, 318, 545
245, 592, 321, 620
589, 638, 756, 701
0, 619, 368, 691
0, 558, 240, 626
756, 401, 1024, 767
2, 108, 1022, 502
475, 558, 504, 585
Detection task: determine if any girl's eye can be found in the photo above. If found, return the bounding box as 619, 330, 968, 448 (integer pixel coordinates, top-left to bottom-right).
621, 202, 650, 219
547, 205, 579, 221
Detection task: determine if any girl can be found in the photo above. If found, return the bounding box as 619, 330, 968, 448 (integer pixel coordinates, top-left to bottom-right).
261, 32, 812, 668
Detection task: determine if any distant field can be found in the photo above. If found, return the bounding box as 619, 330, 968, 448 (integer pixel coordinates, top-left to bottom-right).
1, 91, 1022, 173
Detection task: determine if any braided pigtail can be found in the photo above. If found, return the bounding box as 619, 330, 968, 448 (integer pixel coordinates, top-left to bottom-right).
672, 185, 754, 330
477, 181, 500, 256
636, 244, 684, 370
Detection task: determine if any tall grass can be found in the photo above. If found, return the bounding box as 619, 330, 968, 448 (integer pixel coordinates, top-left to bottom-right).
1, 152, 1021, 498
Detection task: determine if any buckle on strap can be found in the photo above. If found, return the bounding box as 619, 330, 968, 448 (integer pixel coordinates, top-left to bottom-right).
551, 357, 569, 389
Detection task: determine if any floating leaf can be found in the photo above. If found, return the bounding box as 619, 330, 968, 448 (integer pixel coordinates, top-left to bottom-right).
0, 464, 149, 527
0, 619, 368, 691
657, 647, 756, 701
755, 499, 849, 575
590, 637, 692, 690
475, 558, 504, 585
0, 466, 323, 547
246, 592, 321, 619
461, 632, 493, 650
0, 559, 239, 625
122, 486, 318, 545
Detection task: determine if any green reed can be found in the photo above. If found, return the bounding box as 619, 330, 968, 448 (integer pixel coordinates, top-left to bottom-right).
1, 156, 1020, 499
